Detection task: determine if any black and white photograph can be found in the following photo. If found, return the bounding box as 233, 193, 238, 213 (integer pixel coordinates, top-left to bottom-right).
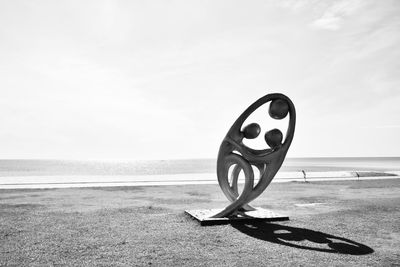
0, 0, 399, 266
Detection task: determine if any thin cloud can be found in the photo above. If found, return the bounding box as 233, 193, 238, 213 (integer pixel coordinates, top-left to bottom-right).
312, 0, 365, 30
361, 125, 400, 129
277, 0, 313, 11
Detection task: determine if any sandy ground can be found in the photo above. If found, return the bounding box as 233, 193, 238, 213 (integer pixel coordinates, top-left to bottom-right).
1, 179, 399, 266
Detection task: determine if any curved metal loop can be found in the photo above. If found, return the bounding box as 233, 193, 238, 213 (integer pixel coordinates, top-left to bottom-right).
230, 164, 257, 212
214, 93, 296, 218
225, 93, 296, 163
211, 153, 254, 218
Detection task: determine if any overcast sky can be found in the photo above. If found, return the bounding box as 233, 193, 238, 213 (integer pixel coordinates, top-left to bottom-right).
0, 0, 399, 159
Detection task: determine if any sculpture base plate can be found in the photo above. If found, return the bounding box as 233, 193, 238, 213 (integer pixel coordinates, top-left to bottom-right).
185, 208, 289, 226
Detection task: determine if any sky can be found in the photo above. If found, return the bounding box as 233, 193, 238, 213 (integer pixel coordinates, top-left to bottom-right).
0, 0, 399, 160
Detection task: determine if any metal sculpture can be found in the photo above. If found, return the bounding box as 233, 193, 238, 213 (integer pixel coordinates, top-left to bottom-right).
186, 93, 296, 225
212, 93, 295, 218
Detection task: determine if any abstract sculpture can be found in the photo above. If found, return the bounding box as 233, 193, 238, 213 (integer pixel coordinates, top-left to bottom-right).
186, 93, 296, 225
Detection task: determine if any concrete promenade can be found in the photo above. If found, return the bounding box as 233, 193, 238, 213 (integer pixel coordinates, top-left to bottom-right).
0, 170, 399, 189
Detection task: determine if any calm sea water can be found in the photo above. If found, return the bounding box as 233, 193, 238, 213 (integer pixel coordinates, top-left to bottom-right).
0, 158, 399, 177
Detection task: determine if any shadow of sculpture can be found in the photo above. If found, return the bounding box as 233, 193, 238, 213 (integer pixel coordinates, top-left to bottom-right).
231, 222, 374, 255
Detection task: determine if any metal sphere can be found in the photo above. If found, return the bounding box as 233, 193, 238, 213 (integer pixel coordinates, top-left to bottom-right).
269, 99, 289, 120
265, 129, 283, 148
242, 123, 261, 139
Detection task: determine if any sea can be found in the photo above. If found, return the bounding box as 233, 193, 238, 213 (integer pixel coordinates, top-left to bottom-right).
0, 157, 399, 177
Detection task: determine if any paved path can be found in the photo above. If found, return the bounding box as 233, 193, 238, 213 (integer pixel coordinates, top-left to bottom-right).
1, 171, 399, 189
